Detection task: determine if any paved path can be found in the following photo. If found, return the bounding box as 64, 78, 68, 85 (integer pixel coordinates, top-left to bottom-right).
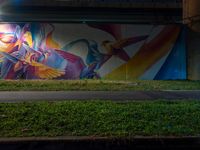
0, 91, 200, 103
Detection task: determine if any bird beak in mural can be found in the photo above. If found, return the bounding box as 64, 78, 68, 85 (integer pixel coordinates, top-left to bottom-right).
101, 35, 148, 62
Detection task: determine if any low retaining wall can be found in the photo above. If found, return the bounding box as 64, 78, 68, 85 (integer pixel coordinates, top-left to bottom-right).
0, 137, 200, 150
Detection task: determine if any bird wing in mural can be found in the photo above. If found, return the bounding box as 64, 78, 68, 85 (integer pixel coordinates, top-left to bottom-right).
30, 61, 65, 79
0, 51, 19, 63
0, 51, 24, 73
0, 51, 65, 79
23, 56, 65, 79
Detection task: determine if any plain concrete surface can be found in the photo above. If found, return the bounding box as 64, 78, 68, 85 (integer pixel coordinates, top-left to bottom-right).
0, 91, 200, 102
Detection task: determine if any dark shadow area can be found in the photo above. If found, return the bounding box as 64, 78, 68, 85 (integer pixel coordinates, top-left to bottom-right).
1, 137, 200, 150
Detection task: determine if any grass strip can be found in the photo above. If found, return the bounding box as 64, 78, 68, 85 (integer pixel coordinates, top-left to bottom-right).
0, 100, 200, 137
0, 80, 199, 91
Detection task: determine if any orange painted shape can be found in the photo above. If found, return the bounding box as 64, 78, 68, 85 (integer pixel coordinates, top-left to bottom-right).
46, 31, 60, 49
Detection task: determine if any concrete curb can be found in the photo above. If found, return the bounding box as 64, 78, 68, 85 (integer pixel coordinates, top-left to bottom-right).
0, 136, 200, 150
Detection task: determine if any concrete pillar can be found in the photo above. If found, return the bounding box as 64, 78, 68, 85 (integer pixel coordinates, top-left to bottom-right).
183, 0, 200, 32
183, 0, 200, 80
187, 29, 200, 80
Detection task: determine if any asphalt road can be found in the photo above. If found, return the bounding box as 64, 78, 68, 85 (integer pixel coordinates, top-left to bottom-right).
0, 91, 200, 102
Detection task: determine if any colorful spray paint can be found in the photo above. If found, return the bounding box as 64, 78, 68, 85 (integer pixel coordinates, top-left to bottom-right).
0, 23, 186, 80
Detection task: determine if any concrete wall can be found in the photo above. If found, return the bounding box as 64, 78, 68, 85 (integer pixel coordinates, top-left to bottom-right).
0, 23, 186, 80
187, 29, 200, 80
183, 0, 200, 80
183, 0, 200, 32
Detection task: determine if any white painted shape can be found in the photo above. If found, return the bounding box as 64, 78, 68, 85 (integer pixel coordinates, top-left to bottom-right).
146, 26, 165, 43
99, 56, 125, 77
123, 25, 153, 37
0, 24, 15, 33
53, 24, 115, 53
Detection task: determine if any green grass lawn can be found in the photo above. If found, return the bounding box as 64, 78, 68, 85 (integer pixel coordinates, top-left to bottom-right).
0, 80, 199, 91
0, 100, 200, 137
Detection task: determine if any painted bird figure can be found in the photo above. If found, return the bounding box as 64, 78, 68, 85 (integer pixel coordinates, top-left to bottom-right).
88, 24, 149, 62
102, 35, 148, 62
0, 51, 65, 79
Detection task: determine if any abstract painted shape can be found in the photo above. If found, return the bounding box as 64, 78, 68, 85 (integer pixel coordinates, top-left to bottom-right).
89, 24, 148, 62
0, 23, 186, 80
154, 28, 186, 80
105, 25, 181, 80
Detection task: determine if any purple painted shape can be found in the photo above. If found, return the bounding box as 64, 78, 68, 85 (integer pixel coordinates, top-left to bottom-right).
55, 50, 86, 79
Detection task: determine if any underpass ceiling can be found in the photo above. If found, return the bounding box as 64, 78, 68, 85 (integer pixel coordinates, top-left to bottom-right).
0, 0, 183, 23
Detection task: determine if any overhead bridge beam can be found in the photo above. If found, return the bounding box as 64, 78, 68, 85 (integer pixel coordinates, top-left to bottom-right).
0, 6, 182, 24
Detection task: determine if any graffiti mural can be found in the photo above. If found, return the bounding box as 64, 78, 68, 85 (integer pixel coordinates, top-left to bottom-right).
0, 23, 186, 80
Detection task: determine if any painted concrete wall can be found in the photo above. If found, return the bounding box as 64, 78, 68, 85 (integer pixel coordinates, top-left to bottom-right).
0, 23, 186, 80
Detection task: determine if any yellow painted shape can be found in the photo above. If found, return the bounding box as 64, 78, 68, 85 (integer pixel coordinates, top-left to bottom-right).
105, 26, 180, 80
23, 31, 33, 47
46, 31, 60, 49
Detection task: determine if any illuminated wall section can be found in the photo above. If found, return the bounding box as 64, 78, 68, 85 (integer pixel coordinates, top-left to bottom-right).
0, 23, 186, 80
